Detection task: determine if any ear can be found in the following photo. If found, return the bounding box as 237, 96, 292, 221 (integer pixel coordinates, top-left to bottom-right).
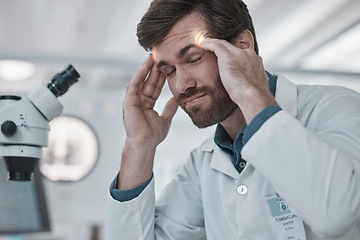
233, 29, 254, 50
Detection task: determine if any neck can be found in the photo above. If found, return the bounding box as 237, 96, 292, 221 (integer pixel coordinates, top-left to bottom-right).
220, 107, 246, 141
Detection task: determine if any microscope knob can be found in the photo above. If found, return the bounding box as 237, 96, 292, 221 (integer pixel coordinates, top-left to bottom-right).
1, 120, 17, 137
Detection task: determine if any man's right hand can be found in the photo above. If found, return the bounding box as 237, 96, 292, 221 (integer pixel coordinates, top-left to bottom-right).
118, 54, 179, 190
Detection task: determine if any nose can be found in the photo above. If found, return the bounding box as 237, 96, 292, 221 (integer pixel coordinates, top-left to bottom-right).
175, 66, 196, 94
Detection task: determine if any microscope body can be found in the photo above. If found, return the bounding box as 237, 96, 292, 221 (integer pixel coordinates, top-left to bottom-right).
0, 65, 79, 181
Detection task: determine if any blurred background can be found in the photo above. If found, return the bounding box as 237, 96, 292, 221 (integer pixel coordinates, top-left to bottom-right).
0, 0, 359, 239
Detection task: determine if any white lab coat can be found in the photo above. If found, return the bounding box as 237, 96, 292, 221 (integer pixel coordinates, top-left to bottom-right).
105, 75, 360, 240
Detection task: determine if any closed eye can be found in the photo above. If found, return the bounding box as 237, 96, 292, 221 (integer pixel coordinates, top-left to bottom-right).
166, 69, 176, 76
191, 56, 202, 63
158, 66, 176, 77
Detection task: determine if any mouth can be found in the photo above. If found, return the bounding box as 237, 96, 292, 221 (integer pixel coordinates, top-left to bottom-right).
184, 93, 207, 108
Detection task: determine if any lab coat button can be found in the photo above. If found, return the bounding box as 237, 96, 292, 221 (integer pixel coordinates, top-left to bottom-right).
237, 184, 247, 195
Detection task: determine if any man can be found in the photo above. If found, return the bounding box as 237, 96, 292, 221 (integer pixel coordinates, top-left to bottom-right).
105, 0, 360, 239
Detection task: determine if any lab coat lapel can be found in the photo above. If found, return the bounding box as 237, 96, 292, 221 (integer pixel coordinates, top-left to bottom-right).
210, 146, 240, 180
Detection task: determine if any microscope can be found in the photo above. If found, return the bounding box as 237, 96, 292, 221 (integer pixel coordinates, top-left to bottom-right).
0, 65, 80, 181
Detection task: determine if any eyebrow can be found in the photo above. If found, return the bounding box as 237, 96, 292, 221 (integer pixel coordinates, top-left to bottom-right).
157, 44, 197, 68
179, 44, 196, 58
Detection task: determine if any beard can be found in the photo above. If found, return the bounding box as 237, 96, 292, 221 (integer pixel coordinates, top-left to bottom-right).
176, 76, 238, 128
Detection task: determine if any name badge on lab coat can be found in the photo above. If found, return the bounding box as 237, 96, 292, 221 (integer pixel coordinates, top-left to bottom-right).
264, 195, 306, 240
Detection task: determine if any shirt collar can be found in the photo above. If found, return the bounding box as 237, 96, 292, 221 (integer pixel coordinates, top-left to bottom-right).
267, 71, 277, 97
214, 123, 246, 152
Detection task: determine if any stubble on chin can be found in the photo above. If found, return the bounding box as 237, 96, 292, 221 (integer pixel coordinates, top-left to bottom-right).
179, 88, 237, 129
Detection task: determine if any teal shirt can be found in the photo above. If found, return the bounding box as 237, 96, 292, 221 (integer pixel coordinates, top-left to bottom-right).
111, 72, 281, 201
214, 72, 280, 174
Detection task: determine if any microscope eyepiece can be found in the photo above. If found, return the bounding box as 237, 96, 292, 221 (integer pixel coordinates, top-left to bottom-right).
47, 64, 80, 97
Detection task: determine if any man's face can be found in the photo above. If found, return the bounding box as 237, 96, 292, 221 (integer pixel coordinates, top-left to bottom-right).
153, 13, 237, 128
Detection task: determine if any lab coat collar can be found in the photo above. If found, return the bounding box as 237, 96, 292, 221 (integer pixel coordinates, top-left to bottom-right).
198, 138, 240, 179
210, 146, 240, 179
275, 75, 297, 118
199, 74, 298, 178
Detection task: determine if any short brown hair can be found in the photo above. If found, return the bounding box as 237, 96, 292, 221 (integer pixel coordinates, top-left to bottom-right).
137, 0, 259, 54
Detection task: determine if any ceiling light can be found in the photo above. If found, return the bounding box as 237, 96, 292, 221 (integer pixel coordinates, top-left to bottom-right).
0, 60, 36, 81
